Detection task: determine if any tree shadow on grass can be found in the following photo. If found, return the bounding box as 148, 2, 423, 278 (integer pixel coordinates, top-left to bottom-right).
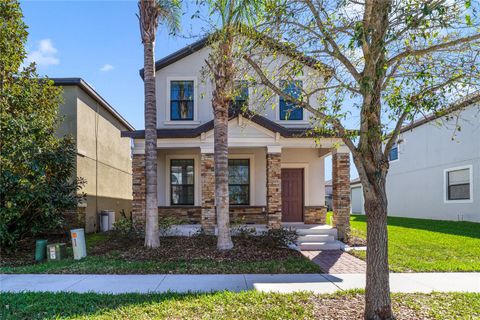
351, 214, 480, 239
0, 291, 313, 320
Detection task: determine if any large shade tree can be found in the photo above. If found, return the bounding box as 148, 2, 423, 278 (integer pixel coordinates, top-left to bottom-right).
0, 0, 84, 248
242, 0, 480, 318
137, 0, 181, 248
205, 0, 260, 250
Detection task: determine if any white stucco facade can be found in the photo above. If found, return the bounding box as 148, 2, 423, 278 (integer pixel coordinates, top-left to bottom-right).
385, 104, 480, 222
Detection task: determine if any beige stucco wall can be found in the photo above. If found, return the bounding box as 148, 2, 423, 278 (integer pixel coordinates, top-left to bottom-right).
156, 147, 325, 208
59, 87, 133, 232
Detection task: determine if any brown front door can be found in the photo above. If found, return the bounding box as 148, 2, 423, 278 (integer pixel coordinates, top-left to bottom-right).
281, 168, 304, 222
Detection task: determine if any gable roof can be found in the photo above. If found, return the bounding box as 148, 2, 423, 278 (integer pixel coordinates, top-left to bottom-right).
139, 31, 332, 79
51, 78, 135, 131
121, 109, 323, 139
399, 92, 480, 134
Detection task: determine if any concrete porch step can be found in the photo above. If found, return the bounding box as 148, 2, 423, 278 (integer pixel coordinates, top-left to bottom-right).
296, 227, 338, 238
297, 241, 343, 251
297, 234, 335, 242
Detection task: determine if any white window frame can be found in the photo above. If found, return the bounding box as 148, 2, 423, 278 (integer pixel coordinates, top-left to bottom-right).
228, 154, 255, 206
276, 77, 309, 124
165, 76, 200, 125
165, 154, 200, 206
443, 164, 473, 204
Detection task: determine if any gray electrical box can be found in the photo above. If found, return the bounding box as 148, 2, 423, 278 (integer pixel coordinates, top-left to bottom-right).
70, 228, 87, 260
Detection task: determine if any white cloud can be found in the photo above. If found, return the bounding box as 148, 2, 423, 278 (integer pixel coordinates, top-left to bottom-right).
27, 39, 59, 67
100, 64, 114, 72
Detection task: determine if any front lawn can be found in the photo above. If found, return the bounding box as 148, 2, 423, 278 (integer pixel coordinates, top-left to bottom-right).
1, 291, 479, 320
0, 232, 320, 274
336, 213, 480, 272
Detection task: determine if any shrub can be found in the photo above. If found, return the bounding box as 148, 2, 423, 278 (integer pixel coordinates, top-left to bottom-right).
158, 217, 184, 236
113, 210, 136, 237
260, 228, 298, 248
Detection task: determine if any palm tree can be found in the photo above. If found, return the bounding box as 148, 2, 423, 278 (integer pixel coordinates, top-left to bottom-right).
138, 0, 180, 248
206, 0, 260, 250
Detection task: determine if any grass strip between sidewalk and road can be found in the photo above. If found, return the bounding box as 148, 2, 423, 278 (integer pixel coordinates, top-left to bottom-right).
1, 290, 479, 320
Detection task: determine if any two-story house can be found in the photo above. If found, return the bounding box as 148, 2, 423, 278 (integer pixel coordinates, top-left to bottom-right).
350, 94, 480, 222
122, 37, 353, 240
53, 78, 135, 232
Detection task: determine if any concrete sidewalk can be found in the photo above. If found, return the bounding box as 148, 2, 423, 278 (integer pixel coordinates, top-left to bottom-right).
1, 273, 479, 294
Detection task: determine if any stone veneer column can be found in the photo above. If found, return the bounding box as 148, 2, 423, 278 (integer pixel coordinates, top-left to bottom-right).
200, 151, 216, 234
332, 148, 351, 240
132, 153, 146, 231
266, 146, 282, 228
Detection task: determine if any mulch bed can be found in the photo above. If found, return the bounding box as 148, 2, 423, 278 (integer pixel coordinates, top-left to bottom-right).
310, 293, 429, 320
346, 235, 367, 247
105, 234, 302, 263
1, 233, 304, 267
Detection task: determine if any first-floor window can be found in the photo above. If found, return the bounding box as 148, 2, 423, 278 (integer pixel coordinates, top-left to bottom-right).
228, 159, 250, 205
170, 159, 194, 205
446, 167, 471, 201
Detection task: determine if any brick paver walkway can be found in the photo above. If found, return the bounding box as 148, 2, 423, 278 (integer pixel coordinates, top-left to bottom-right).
302, 251, 366, 274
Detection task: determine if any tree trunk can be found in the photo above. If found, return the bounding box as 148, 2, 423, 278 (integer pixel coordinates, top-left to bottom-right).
362, 172, 392, 320
143, 40, 159, 248
214, 102, 233, 250
211, 37, 234, 251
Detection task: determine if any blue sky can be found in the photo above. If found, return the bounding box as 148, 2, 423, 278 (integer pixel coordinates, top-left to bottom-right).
21, 0, 357, 180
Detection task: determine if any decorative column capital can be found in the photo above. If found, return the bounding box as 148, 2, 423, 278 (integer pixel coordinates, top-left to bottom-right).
200, 145, 214, 154
332, 145, 350, 155
266, 145, 282, 154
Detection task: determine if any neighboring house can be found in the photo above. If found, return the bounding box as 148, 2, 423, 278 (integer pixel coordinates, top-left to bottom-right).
325, 179, 332, 211
53, 78, 135, 232
350, 178, 364, 214
122, 37, 353, 239
350, 95, 480, 222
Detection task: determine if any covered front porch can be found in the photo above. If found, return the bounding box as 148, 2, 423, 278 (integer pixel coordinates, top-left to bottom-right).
130, 115, 351, 240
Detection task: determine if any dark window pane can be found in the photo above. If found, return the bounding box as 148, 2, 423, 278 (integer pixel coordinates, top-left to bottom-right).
171, 185, 194, 205
448, 184, 470, 200
280, 80, 303, 120
389, 146, 398, 161
170, 159, 194, 205
228, 159, 250, 205
229, 185, 249, 205
171, 81, 193, 100
170, 81, 194, 120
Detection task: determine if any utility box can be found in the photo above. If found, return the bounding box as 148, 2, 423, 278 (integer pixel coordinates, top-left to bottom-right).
71, 228, 87, 260
46, 243, 66, 261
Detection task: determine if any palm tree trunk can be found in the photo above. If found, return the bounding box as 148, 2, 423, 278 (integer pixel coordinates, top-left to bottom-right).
212, 38, 234, 251
143, 40, 160, 248
214, 102, 233, 250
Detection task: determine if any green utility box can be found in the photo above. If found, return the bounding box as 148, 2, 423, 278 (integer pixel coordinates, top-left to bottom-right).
46, 243, 66, 261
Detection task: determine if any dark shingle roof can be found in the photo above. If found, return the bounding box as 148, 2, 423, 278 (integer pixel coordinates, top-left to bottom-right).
121, 109, 319, 139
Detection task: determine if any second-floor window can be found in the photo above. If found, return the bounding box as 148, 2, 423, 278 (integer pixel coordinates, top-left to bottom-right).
232, 80, 249, 111
280, 80, 303, 120
170, 80, 194, 121
388, 143, 399, 161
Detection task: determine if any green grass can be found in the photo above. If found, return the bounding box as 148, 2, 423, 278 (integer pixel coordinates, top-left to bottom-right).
328, 213, 480, 272
1, 291, 479, 320
0, 255, 319, 274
